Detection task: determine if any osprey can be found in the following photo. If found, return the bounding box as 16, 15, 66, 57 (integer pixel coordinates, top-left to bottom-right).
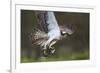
30, 11, 73, 56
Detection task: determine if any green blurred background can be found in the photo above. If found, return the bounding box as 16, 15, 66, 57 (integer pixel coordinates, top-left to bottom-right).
21, 10, 89, 63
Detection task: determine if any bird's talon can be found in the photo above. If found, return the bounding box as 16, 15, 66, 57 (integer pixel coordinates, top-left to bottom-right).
49, 47, 55, 54
51, 49, 55, 54
42, 49, 48, 57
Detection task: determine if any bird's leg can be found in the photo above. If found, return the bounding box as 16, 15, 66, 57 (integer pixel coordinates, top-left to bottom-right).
39, 38, 51, 56
49, 40, 56, 49
41, 37, 54, 55
43, 37, 53, 49
38, 40, 47, 56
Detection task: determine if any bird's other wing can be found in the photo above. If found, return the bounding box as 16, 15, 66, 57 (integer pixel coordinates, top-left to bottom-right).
35, 11, 48, 33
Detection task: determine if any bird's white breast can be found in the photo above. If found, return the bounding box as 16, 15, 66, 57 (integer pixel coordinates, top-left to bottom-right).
46, 12, 61, 39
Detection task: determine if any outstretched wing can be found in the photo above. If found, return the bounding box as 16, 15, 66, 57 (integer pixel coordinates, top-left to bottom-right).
30, 11, 61, 48
35, 11, 48, 33
30, 11, 49, 46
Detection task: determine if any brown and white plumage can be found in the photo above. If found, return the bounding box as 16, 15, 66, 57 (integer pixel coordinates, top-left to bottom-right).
30, 29, 48, 45
30, 11, 74, 56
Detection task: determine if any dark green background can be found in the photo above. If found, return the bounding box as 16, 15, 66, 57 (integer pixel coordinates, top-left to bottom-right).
21, 10, 89, 63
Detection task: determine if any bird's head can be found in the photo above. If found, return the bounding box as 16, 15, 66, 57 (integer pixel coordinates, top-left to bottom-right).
59, 25, 74, 38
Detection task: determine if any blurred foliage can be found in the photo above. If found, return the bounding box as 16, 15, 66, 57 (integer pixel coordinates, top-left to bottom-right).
21, 50, 89, 63
21, 10, 90, 63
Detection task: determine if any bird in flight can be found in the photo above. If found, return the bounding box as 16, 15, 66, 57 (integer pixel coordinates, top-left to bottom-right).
30, 11, 74, 56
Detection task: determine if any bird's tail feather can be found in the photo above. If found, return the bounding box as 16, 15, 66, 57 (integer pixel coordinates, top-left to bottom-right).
30, 29, 48, 45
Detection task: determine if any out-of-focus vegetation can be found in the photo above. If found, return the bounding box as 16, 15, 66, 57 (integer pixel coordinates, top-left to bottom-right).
21, 10, 89, 63
21, 50, 89, 63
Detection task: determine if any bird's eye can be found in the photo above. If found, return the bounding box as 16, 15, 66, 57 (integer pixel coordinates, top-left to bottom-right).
61, 31, 66, 35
